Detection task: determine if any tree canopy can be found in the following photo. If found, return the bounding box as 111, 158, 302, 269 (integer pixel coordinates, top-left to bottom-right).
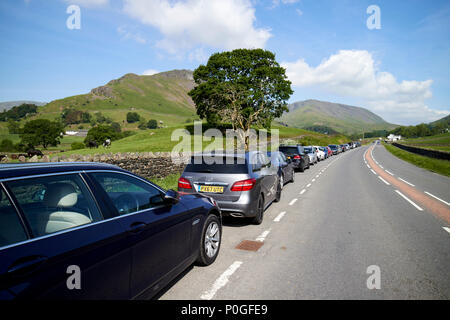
188, 49, 293, 148
20, 119, 64, 149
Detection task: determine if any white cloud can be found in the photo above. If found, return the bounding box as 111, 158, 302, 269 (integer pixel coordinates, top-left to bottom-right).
122, 0, 271, 53
63, 0, 109, 7
142, 69, 159, 76
282, 50, 449, 124
117, 26, 146, 44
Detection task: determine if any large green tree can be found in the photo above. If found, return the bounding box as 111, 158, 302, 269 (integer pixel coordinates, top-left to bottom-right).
188, 48, 293, 148
20, 119, 64, 149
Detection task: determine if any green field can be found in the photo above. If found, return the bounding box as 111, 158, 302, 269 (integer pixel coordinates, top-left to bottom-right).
383, 143, 450, 177
399, 132, 450, 152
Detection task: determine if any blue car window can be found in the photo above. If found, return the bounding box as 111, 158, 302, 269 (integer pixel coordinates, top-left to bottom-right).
90, 172, 163, 216
0, 188, 28, 248
6, 174, 102, 238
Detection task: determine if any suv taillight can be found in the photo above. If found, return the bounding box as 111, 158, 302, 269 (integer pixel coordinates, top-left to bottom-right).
293, 155, 301, 159
230, 178, 256, 192
178, 177, 192, 189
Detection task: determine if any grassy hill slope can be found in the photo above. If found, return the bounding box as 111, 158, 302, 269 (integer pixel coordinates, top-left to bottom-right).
279, 99, 398, 134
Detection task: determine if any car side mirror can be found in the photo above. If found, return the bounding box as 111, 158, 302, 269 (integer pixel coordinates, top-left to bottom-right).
164, 189, 179, 205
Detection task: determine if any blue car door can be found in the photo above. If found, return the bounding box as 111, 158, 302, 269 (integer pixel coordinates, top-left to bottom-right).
88, 171, 194, 299
0, 173, 132, 299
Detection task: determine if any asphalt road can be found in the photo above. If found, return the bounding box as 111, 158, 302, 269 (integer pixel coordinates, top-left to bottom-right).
160, 144, 450, 300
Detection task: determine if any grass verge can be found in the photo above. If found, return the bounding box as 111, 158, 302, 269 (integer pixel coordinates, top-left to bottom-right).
383, 143, 450, 177
149, 173, 181, 191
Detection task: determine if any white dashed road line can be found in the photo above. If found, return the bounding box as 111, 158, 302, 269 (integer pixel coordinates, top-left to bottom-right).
378, 176, 391, 185
424, 192, 450, 206
306, 183, 311, 188
398, 177, 415, 187
289, 198, 298, 206
256, 229, 271, 242
370, 169, 377, 175
443, 227, 450, 234
395, 190, 423, 211
299, 189, 306, 195
200, 261, 243, 300
274, 212, 286, 222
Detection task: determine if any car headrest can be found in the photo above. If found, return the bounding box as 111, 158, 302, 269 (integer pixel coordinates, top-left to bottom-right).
44, 183, 78, 208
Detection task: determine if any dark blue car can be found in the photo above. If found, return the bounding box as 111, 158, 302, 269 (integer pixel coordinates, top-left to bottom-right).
0, 162, 221, 299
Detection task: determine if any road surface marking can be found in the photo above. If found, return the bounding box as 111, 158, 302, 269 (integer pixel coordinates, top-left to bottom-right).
289, 198, 298, 206
370, 169, 377, 175
306, 183, 311, 188
395, 190, 423, 211
316, 175, 320, 178
379, 165, 384, 169
274, 212, 286, 222
256, 229, 271, 242
385, 170, 394, 176
378, 176, 390, 185
312, 179, 316, 182
367, 164, 370, 168
425, 192, 450, 206
200, 261, 243, 300
443, 227, 450, 234
398, 177, 415, 187
300, 189, 306, 195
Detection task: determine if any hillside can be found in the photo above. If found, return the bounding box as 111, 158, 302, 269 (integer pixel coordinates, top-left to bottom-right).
278, 99, 398, 134
431, 114, 450, 128
38, 70, 197, 127
0, 100, 46, 111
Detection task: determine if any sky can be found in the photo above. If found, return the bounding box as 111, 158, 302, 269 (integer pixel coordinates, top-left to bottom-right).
0, 0, 449, 125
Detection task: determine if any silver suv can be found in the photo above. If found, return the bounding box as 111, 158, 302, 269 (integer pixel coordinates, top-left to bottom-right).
178, 152, 280, 225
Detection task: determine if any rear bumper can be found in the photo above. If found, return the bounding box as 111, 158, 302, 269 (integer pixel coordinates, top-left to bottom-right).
217, 194, 257, 218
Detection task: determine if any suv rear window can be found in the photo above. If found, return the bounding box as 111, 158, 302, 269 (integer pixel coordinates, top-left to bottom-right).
279, 146, 302, 156
185, 156, 248, 174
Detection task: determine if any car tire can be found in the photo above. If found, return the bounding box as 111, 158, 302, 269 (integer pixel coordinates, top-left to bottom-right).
252, 195, 264, 225
290, 170, 295, 183
196, 214, 221, 266
274, 180, 282, 203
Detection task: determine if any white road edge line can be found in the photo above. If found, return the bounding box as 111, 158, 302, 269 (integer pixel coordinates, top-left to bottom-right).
443, 227, 450, 234
256, 229, 271, 242
200, 261, 243, 300
289, 198, 298, 206
425, 191, 450, 206
274, 212, 286, 222
395, 190, 423, 211
378, 176, 391, 185
370, 169, 377, 175
385, 170, 394, 176
398, 177, 415, 187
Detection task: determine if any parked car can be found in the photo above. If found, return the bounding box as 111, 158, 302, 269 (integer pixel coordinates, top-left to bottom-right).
325, 146, 333, 157
328, 145, 339, 155
0, 162, 221, 300
313, 146, 326, 161
268, 151, 295, 187
303, 146, 318, 164
279, 144, 310, 172
178, 152, 280, 225
319, 146, 330, 159
339, 144, 346, 152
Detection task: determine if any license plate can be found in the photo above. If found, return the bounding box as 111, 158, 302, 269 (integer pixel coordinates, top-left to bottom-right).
199, 185, 224, 193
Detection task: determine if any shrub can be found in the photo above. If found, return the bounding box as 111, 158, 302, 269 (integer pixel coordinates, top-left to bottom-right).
126, 112, 140, 123
71, 142, 85, 150
147, 119, 158, 129
0, 139, 16, 152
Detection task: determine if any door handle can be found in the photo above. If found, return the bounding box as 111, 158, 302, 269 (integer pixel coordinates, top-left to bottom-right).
128, 222, 147, 234
8, 256, 48, 276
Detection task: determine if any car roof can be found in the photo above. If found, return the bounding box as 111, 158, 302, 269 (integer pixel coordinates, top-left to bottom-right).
0, 162, 124, 180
